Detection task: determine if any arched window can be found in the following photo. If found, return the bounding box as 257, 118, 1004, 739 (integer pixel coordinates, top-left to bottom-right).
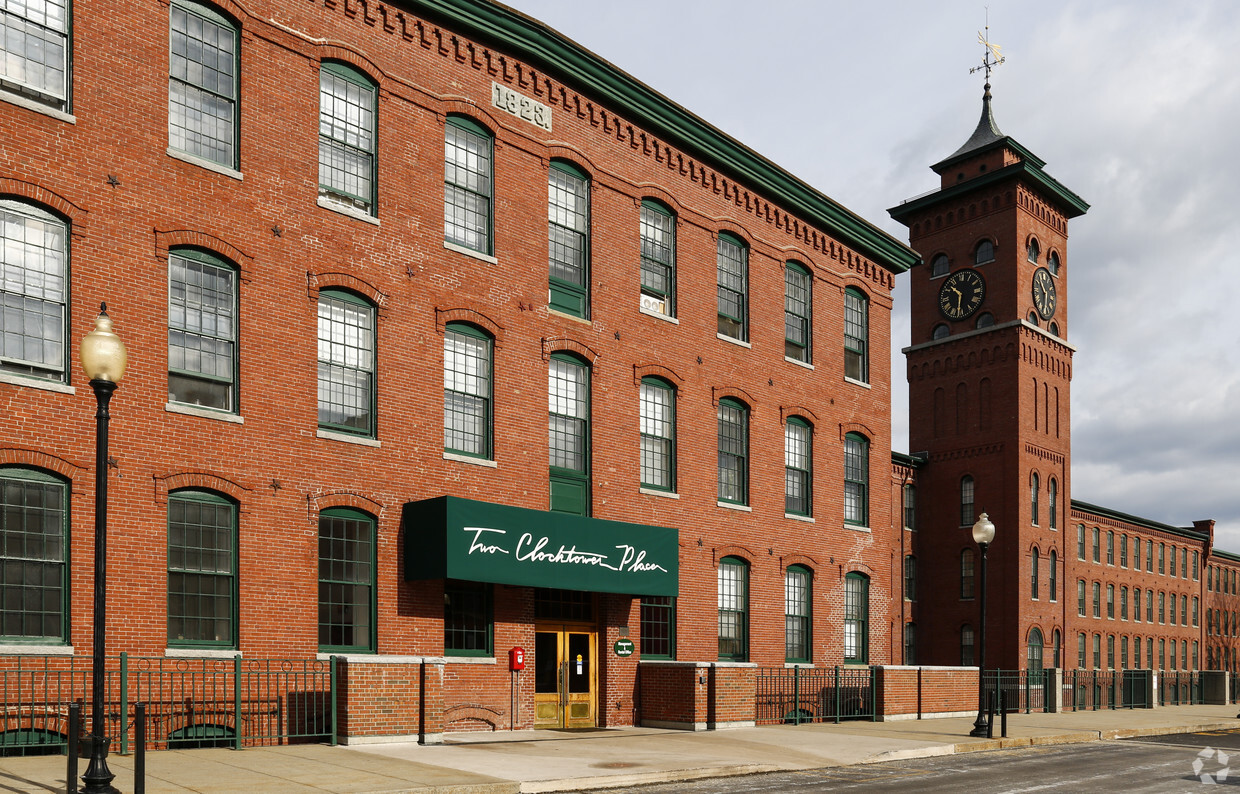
444, 323, 493, 459
1092, 527, 1100, 562
170, 1, 239, 168
1052, 629, 1062, 668
548, 161, 591, 318
168, 249, 238, 412
1027, 311, 1039, 325
1107, 531, 1115, 565
975, 239, 994, 264
844, 572, 870, 664
930, 253, 949, 277
1077, 632, 1087, 668
1026, 238, 1040, 263
1048, 251, 1061, 275
168, 490, 237, 648
784, 417, 812, 516
960, 475, 975, 526
716, 232, 748, 341
961, 549, 976, 599
844, 288, 869, 383
932, 323, 950, 340
1049, 550, 1058, 602
904, 622, 917, 665
717, 398, 749, 506
1048, 478, 1058, 530
784, 262, 812, 363
319, 61, 378, 214
1031, 547, 1040, 599
904, 555, 916, 602
718, 556, 749, 661
1028, 628, 1044, 671
1049, 321, 1060, 336
785, 565, 812, 663
639, 200, 676, 316
0, 201, 68, 381
317, 289, 376, 436
961, 624, 975, 666
1030, 473, 1040, 525
639, 378, 675, 491
1120, 534, 1128, 567
844, 433, 869, 526
974, 312, 995, 329
318, 507, 376, 652
1077, 579, 1086, 616
0, 467, 68, 643
444, 116, 494, 254
549, 353, 591, 516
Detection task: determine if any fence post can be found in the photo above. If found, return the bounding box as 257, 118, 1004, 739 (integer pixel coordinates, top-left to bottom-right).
67, 701, 80, 794
135, 702, 146, 794
233, 655, 244, 750
793, 666, 800, 725
330, 656, 339, 746
118, 651, 129, 756
869, 666, 877, 722
833, 666, 841, 725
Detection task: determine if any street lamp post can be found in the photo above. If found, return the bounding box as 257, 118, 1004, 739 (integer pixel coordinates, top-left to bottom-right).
969, 512, 996, 738
79, 305, 127, 794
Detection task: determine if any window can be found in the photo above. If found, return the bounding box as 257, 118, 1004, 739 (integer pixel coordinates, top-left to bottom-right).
1181, 547, 1189, 578
0, 200, 67, 380
904, 555, 916, 601
1182, 594, 1189, 625
717, 557, 748, 661
1193, 596, 1200, 627
443, 324, 492, 459
168, 249, 236, 410
974, 312, 995, 329
784, 418, 811, 515
1193, 551, 1200, 580
844, 288, 869, 383
784, 262, 812, 362
1031, 548, 1039, 599
639, 200, 675, 316
930, 254, 949, 277
317, 290, 375, 436
1077, 632, 1086, 669
844, 572, 870, 664
317, 508, 375, 652
716, 233, 748, 340
169, 1, 238, 167
1107, 531, 1115, 565
1146, 540, 1153, 572
444, 580, 491, 655
1077, 579, 1085, 617
961, 549, 975, 599
1048, 251, 1060, 275
1092, 527, 1100, 563
1092, 582, 1100, 618
548, 354, 590, 516
319, 62, 377, 214
1, 0, 69, 110
1133, 536, 1141, 570
1159, 543, 1165, 573
1028, 628, 1044, 671
1048, 478, 1057, 529
548, 162, 590, 317
167, 490, 236, 647
903, 484, 916, 530
639, 378, 675, 491
904, 623, 916, 665
932, 323, 950, 340
1107, 635, 1115, 668
640, 596, 675, 659
961, 624, 975, 666
975, 239, 994, 264
0, 467, 67, 642
444, 116, 493, 254
1030, 473, 1039, 525
1077, 525, 1085, 560
1093, 634, 1101, 668
1159, 591, 1165, 623
785, 566, 811, 663
717, 398, 749, 505
1120, 586, 1128, 620
1146, 590, 1153, 622
1120, 534, 1128, 568
1170, 640, 1176, 669
1105, 584, 1114, 618
1134, 587, 1141, 622
844, 433, 869, 526
1026, 238, 1040, 263
1053, 629, 1062, 668
1049, 550, 1058, 602
961, 476, 975, 526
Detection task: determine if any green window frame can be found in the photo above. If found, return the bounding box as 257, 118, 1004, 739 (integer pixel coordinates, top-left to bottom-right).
317, 289, 375, 436
961, 624, 974, 666
843, 432, 868, 526
444, 580, 492, 656
1093, 527, 1100, 562
785, 565, 811, 663
716, 398, 748, 505
903, 483, 916, 530
1049, 550, 1058, 602
784, 262, 811, 362
1028, 628, 1043, 671
961, 475, 975, 527
639, 377, 675, 491
317, 507, 375, 653
1121, 586, 1128, 620
318, 61, 377, 214
0, 467, 67, 643
975, 239, 994, 264
0, 0, 69, 110
168, 249, 237, 411
1048, 478, 1058, 529
717, 556, 748, 662
169, 0, 238, 168
639, 200, 675, 316
1107, 531, 1115, 564
0, 200, 67, 381
444, 116, 493, 254
844, 287, 869, 383
844, 572, 869, 664
904, 555, 916, 601
443, 323, 492, 459
1031, 548, 1039, 599
1120, 534, 1128, 568
1030, 473, 1039, 525
1146, 540, 1153, 572
1077, 632, 1086, 669
1077, 524, 1085, 560
905, 622, 916, 665
548, 353, 590, 516
1093, 582, 1101, 618
784, 417, 811, 516
548, 161, 590, 318
167, 490, 236, 648
716, 232, 747, 340
640, 595, 675, 660
1077, 579, 1085, 616
961, 549, 974, 599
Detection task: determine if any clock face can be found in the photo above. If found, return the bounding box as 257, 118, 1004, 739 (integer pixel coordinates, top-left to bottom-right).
938, 269, 986, 320
1032, 267, 1057, 319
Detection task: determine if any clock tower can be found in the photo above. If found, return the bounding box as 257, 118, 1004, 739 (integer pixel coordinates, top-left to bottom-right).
890, 82, 1089, 669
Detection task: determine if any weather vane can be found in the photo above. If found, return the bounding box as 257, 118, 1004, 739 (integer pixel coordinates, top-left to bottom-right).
970, 10, 1005, 81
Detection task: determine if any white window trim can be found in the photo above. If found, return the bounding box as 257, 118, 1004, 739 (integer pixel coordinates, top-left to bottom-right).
166, 402, 244, 424
640, 487, 679, 499
844, 376, 872, 389
639, 305, 679, 324
0, 92, 75, 124
0, 371, 74, 394
443, 656, 498, 665
167, 147, 243, 180
317, 196, 380, 226
165, 648, 240, 659
785, 357, 814, 370
317, 428, 381, 447
717, 333, 752, 349
443, 451, 497, 468
444, 240, 498, 264
785, 513, 815, 523
717, 501, 752, 512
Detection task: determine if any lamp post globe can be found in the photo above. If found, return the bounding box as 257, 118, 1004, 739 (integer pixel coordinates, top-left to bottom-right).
969, 512, 995, 738
79, 304, 125, 794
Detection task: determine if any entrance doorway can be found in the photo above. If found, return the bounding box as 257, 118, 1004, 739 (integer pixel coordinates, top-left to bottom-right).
534, 628, 596, 728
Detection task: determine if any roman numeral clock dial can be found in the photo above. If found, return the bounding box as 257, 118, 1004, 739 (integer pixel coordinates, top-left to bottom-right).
1032, 266, 1057, 320
938, 268, 986, 321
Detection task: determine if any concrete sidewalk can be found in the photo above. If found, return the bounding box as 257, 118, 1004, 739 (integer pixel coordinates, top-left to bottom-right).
2, 705, 1237, 793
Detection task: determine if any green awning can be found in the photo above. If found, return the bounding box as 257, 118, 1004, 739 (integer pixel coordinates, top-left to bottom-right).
402, 496, 679, 596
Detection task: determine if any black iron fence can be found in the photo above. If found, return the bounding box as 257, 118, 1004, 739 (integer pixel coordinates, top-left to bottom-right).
755, 666, 876, 725
1158, 670, 1203, 706
0, 654, 336, 757
981, 669, 1048, 713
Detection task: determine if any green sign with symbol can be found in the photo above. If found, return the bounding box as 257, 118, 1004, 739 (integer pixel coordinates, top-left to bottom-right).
613, 639, 635, 657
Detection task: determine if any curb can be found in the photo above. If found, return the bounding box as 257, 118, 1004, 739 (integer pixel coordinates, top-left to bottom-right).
520, 764, 779, 793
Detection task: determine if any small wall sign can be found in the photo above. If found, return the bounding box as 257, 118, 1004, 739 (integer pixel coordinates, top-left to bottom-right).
613, 639, 635, 657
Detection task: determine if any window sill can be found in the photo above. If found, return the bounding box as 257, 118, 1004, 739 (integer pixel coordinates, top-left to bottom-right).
166, 648, 240, 659
167, 147, 242, 180
0, 371, 74, 394
785, 513, 815, 523
548, 308, 591, 325
640, 487, 679, 499
443, 451, 497, 468
717, 333, 751, 349
784, 662, 814, 668
0, 644, 73, 655
639, 305, 679, 324
317, 428, 381, 447
844, 376, 872, 389
444, 240, 498, 264
316, 653, 431, 663
785, 356, 814, 370
845, 524, 871, 533
717, 501, 752, 512
0, 91, 74, 123
443, 655, 497, 665
318, 195, 379, 225
166, 402, 244, 424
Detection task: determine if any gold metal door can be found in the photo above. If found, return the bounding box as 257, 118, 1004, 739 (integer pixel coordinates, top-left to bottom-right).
533, 629, 596, 728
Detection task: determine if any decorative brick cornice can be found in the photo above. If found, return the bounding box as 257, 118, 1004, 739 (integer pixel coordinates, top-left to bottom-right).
713, 545, 756, 568
0, 448, 82, 479
633, 364, 682, 387
1024, 443, 1065, 466
541, 337, 598, 364
779, 553, 818, 572
435, 307, 505, 346
0, 178, 88, 234
154, 229, 254, 281
153, 471, 253, 510
711, 386, 755, 409
306, 271, 389, 313
780, 405, 818, 425
838, 421, 874, 442
308, 489, 387, 520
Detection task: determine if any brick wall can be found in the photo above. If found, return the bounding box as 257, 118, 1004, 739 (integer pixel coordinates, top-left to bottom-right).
876, 665, 978, 719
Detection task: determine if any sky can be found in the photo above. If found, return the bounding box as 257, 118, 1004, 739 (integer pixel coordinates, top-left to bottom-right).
508, 0, 1240, 549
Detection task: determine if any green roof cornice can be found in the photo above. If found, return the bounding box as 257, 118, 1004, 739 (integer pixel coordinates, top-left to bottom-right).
1212, 548, 1240, 563
888, 158, 1089, 225
1071, 499, 1206, 542
410, 0, 917, 273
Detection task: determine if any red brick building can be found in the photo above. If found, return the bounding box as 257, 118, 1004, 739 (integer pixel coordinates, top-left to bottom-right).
0, 0, 918, 740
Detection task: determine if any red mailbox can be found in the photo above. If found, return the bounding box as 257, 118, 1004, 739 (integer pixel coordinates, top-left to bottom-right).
508, 646, 525, 671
